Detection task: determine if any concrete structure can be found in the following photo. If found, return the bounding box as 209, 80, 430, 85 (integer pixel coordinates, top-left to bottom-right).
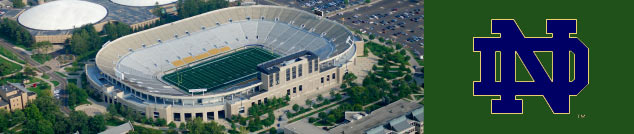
110, 0, 177, 7
17, 0, 108, 31
329, 100, 424, 134
9, 0, 160, 43
98, 121, 134, 134
0, 83, 37, 112
88, 5, 360, 124
283, 120, 329, 134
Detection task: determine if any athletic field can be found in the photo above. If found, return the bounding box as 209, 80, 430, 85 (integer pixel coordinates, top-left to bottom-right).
163, 48, 279, 91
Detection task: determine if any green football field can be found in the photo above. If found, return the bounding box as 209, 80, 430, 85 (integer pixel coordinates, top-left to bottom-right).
163, 48, 279, 91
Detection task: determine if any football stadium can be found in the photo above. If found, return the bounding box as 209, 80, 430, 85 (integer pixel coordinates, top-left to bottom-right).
87, 5, 362, 123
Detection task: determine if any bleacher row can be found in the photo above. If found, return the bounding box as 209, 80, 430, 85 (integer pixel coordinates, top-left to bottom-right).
96, 5, 354, 95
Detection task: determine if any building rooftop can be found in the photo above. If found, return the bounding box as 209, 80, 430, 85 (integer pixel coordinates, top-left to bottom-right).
110, 0, 177, 7
328, 100, 423, 134
284, 119, 329, 134
18, 0, 108, 31
257, 50, 318, 74
98, 121, 134, 134
26, 0, 158, 36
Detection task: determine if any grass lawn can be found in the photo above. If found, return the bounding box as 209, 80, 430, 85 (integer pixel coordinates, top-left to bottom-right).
41, 74, 50, 79
163, 48, 279, 91
106, 117, 126, 126
55, 71, 67, 77
25, 77, 51, 96
289, 99, 346, 123
31, 54, 51, 64
0, 47, 25, 64
0, 57, 22, 75
51, 81, 60, 86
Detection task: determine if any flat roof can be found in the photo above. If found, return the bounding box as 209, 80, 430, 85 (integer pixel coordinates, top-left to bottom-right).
110, 0, 177, 7
328, 100, 423, 134
18, 0, 108, 31
284, 119, 329, 134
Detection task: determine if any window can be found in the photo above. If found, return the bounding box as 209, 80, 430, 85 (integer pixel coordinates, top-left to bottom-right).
269, 75, 274, 87
218, 110, 225, 119
327, 75, 330, 81
293, 87, 296, 93
332, 73, 336, 79
314, 60, 319, 71
287, 89, 291, 95
196, 113, 203, 119
299, 85, 303, 92
286, 69, 291, 81
321, 77, 324, 83
275, 73, 280, 85
207, 112, 215, 120
185, 113, 192, 121
308, 60, 313, 73
292, 66, 297, 79
174, 113, 181, 121
298, 64, 303, 77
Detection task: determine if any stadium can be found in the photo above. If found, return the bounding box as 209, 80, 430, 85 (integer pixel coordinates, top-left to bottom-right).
87, 5, 362, 123
10, 0, 170, 43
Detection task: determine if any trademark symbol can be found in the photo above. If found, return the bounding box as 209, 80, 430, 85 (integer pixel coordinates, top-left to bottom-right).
576, 114, 586, 119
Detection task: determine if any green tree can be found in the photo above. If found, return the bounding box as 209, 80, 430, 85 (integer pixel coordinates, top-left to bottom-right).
89, 115, 107, 133
269, 127, 277, 134
368, 34, 375, 40
11, 0, 25, 8
168, 121, 177, 129
365, 0, 371, 4
292, 104, 300, 112
305, 99, 312, 107
67, 83, 88, 108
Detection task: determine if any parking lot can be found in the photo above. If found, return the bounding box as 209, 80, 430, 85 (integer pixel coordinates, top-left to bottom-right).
260, 0, 424, 58
330, 0, 423, 56
273, 0, 367, 14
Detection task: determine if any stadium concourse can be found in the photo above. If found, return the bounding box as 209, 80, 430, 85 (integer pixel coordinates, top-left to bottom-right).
87, 5, 362, 124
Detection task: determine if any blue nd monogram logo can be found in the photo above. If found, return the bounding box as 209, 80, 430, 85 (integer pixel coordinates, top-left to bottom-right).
473, 19, 589, 114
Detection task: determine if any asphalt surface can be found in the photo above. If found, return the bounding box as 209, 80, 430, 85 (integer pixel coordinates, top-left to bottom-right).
0, 39, 71, 115
260, 0, 424, 60
330, 0, 423, 55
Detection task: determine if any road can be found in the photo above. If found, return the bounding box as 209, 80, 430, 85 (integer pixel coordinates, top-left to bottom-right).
0, 38, 71, 115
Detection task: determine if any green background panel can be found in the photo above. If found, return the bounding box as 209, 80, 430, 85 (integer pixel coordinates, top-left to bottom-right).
426, 0, 633, 133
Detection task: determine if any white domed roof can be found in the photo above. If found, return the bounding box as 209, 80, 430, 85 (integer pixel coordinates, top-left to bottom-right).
18, 0, 107, 31
111, 0, 177, 7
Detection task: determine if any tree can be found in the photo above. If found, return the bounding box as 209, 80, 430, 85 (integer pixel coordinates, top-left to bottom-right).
69, 25, 100, 55
23, 66, 37, 77
368, 34, 375, 40
11, 0, 25, 8
326, 114, 336, 123
365, 0, 371, 4
89, 115, 107, 133
268, 127, 277, 134
318, 112, 327, 119
317, 94, 324, 101
168, 121, 177, 129
395, 43, 403, 50
107, 105, 118, 115
344, 0, 349, 4
67, 83, 88, 108
179, 122, 186, 130
292, 104, 300, 112
305, 99, 312, 107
